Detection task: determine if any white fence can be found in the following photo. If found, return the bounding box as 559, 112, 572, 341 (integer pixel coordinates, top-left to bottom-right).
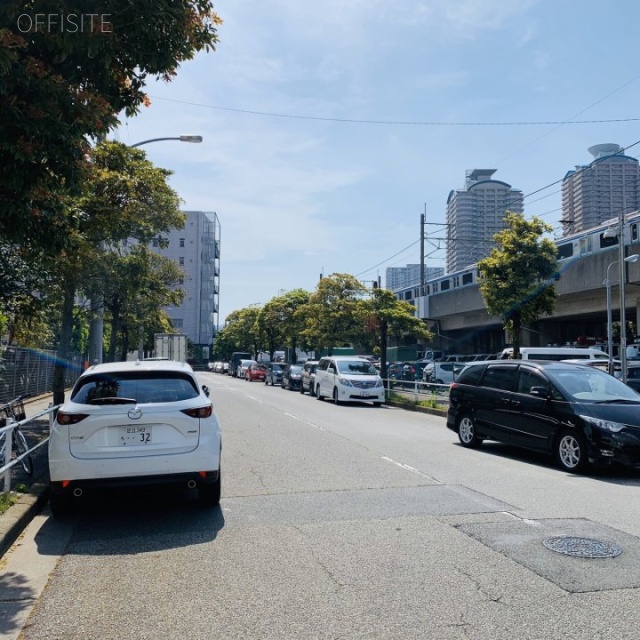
1, 404, 59, 493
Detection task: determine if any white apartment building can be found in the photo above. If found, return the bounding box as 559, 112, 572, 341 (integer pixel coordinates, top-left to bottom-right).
561, 143, 640, 235
385, 264, 444, 291
150, 210, 221, 349
445, 169, 524, 273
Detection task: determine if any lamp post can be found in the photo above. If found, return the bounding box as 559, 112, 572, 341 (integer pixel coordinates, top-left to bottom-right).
130, 135, 203, 148
87, 134, 203, 365
605, 254, 640, 376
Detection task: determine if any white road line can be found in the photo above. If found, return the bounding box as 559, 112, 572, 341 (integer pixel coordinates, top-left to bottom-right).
284, 412, 326, 431
380, 456, 437, 479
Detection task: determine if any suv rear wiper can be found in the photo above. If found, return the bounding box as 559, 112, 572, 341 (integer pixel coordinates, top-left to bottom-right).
89, 397, 137, 405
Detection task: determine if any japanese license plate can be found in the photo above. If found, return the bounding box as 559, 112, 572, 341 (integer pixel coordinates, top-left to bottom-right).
120, 425, 152, 445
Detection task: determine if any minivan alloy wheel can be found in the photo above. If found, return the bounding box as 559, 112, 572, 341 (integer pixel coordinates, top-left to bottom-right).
457, 415, 482, 448
556, 430, 587, 473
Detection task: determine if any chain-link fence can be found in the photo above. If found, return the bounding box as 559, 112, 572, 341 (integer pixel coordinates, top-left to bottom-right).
0, 347, 83, 404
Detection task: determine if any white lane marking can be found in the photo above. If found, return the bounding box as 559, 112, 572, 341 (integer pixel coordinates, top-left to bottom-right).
381, 456, 436, 479
284, 412, 326, 431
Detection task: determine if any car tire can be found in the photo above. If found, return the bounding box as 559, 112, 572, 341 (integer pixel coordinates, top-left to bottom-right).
457, 414, 483, 448
332, 387, 341, 405
373, 402, 383, 407
50, 493, 75, 518
309, 385, 315, 397
316, 385, 323, 400
555, 430, 588, 473
198, 472, 221, 507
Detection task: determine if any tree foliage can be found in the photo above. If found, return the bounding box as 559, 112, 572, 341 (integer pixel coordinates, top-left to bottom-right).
477, 212, 558, 358
0, 0, 221, 248
299, 274, 368, 355
363, 288, 433, 378
221, 306, 262, 359
257, 289, 310, 363
50, 141, 186, 401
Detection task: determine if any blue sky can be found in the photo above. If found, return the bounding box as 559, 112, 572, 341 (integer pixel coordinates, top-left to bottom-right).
114, 0, 640, 323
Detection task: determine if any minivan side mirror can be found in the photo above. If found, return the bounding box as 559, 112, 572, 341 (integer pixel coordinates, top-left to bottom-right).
529, 386, 548, 398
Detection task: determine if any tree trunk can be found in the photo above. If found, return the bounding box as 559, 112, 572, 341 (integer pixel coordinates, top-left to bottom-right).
53, 278, 76, 406
511, 312, 522, 359
107, 296, 121, 363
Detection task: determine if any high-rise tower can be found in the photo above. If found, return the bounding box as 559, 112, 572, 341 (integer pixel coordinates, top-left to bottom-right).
561, 144, 640, 236
445, 169, 523, 273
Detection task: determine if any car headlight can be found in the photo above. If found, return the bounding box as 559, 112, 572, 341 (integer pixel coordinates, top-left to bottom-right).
375, 379, 383, 388
338, 377, 353, 386
580, 415, 625, 433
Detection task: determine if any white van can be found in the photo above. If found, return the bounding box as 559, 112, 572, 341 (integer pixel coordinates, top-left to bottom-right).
315, 356, 385, 406
499, 347, 608, 361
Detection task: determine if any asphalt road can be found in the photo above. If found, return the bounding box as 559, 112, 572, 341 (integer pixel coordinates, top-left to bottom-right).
3, 372, 640, 639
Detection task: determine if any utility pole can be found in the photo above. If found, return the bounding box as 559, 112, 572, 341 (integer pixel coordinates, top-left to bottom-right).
420, 207, 426, 297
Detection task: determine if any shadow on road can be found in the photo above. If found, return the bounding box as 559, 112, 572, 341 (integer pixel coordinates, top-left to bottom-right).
36, 487, 226, 557
454, 440, 640, 485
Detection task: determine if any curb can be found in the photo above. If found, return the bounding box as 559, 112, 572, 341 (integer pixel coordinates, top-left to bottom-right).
0, 480, 49, 558
385, 400, 447, 417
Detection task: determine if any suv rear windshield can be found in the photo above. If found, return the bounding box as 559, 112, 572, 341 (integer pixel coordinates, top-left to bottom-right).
72, 371, 199, 404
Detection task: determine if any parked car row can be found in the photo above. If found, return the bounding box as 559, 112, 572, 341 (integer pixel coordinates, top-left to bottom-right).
226, 356, 384, 406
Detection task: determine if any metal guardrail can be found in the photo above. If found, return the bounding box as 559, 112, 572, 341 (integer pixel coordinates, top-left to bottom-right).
383, 378, 450, 405
1, 404, 59, 493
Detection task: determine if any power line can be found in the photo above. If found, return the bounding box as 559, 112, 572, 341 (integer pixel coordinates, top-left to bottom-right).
149, 95, 640, 127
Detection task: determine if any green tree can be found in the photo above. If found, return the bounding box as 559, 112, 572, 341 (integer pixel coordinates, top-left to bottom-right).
299, 274, 368, 355
0, 0, 221, 249
102, 245, 185, 362
258, 289, 310, 363
223, 306, 262, 359
51, 141, 185, 403
211, 325, 235, 362
363, 288, 433, 379
477, 212, 558, 359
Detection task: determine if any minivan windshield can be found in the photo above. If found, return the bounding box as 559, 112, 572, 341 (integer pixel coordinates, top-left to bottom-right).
547, 368, 640, 402
337, 360, 378, 375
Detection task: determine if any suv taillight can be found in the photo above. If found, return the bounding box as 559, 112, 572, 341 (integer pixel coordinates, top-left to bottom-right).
56, 411, 89, 425
181, 405, 213, 418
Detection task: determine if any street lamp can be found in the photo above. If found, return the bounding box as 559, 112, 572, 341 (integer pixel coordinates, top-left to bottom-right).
605, 253, 640, 375
130, 135, 203, 148
87, 134, 203, 365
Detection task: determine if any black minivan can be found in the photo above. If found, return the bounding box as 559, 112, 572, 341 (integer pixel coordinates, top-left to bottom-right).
447, 360, 640, 473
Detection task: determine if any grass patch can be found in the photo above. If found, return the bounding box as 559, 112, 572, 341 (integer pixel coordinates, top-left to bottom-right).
0, 492, 19, 515
387, 391, 443, 410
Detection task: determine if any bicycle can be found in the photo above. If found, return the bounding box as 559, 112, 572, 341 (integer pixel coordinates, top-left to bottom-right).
0, 395, 34, 476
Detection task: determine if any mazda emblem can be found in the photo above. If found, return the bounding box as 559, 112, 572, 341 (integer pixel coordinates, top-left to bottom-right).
128, 407, 142, 420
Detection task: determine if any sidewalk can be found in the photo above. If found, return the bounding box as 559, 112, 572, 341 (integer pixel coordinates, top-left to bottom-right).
0, 394, 57, 557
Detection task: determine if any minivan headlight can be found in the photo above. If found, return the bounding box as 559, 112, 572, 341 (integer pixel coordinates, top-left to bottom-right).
338, 377, 353, 386
375, 379, 383, 388
580, 415, 625, 433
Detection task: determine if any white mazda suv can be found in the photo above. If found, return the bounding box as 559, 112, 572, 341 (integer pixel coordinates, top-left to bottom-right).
48, 360, 221, 516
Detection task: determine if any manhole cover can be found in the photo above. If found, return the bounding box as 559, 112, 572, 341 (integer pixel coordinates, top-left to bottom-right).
542, 536, 622, 558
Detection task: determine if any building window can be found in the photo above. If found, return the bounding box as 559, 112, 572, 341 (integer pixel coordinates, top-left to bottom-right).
172, 318, 184, 329
179, 257, 185, 266
180, 238, 185, 247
